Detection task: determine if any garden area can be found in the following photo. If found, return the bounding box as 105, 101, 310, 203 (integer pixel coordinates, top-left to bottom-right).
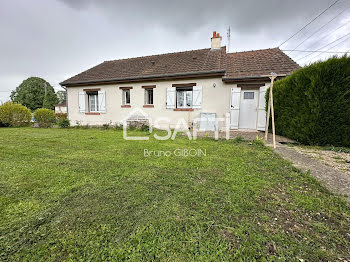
1, 127, 350, 261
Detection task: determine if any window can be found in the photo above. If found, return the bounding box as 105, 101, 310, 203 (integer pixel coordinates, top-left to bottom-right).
88, 92, 99, 112
176, 87, 193, 108
123, 89, 130, 105
244, 92, 254, 100
145, 88, 153, 105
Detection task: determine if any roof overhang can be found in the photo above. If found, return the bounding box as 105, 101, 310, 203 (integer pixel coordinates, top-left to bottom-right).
222, 74, 287, 84
61, 70, 226, 87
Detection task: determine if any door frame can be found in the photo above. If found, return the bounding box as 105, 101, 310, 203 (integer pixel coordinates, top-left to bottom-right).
230, 84, 268, 131
238, 88, 259, 130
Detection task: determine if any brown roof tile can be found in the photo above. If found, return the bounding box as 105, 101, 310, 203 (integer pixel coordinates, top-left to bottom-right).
60, 47, 299, 86
61, 47, 227, 86
223, 48, 300, 79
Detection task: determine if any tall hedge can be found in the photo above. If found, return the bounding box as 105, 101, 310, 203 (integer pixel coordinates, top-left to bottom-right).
267, 56, 350, 146
0, 102, 32, 127
34, 108, 56, 128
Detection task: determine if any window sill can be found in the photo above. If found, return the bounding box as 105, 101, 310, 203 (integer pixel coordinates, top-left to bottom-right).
173, 108, 194, 111
143, 105, 154, 108
121, 105, 131, 108
85, 112, 100, 115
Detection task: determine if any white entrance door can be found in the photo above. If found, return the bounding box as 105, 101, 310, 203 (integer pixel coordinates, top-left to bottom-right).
238, 90, 259, 129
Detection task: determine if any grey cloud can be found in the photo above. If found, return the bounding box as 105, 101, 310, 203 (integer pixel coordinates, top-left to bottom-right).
0, 0, 349, 102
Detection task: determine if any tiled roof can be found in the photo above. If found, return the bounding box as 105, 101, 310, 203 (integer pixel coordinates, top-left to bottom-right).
224, 48, 300, 79
60, 47, 227, 86
60, 47, 299, 86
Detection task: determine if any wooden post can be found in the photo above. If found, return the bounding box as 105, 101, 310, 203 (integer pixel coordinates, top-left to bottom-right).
264, 74, 278, 148
264, 85, 272, 141
270, 76, 276, 149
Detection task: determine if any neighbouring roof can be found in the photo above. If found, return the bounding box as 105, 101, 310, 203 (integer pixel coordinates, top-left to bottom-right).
56, 101, 67, 107
60, 47, 299, 86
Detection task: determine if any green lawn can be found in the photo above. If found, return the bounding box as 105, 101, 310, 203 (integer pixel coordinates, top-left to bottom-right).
1, 128, 350, 261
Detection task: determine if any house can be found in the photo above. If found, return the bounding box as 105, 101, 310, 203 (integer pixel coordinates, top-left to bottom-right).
60, 32, 299, 131
55, 101, 67, 114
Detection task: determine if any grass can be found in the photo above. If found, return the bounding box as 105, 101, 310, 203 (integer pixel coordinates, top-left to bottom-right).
0, 128, 350, 261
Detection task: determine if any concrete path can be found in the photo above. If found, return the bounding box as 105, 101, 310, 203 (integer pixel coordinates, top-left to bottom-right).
274, 143, 350, 202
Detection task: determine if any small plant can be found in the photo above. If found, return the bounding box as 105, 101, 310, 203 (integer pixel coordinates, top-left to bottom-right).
33, 108, 56, 128
0, 102, 32, 127
114, 123, 123, 130
102, 123, 110, 129
252, 136, 265, 147
140, 123, 150, 132
324, 146, 350, 154
128, 122, 137, 130
58, 118, 70, 128
232, 136, 244, 143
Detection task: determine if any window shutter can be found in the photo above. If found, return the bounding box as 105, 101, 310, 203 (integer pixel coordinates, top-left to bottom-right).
192, 86, 202, 109
98, 90, 106, 113
78, 92, 85, 113
166, 87, 176, 109
257, 85, 267, 131
230, 87, 241, 129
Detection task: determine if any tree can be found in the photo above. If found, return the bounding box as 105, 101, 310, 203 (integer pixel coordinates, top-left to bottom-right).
56, 90, 67, 104
10, 77, 59, 111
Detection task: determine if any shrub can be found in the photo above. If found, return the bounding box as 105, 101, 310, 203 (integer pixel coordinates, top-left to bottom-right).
56, 113, 67, 120
266, 55, 350, 146
0, 102, 31, 127
58, 118, 70, 128
34, 108, 56, 128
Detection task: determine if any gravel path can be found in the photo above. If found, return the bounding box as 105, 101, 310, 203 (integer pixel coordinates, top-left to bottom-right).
274, 144, 350, 202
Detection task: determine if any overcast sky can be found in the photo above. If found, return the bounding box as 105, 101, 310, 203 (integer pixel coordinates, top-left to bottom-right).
1, 0, 349, 102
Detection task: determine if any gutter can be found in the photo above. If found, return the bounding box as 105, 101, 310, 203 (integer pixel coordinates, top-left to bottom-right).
223, 75, 271, 81
222, 74, 288, 82
60, 70, 226, 87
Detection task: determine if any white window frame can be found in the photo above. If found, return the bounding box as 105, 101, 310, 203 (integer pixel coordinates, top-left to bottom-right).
243, 91, 255, 100
88, 93, 99, 112
145, 88, 153, 105
176, 88, 193, 108
123, 89, 131, 105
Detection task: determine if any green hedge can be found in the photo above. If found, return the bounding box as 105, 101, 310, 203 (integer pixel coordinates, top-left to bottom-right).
0, 102, 31, 127
267, 56, 350, 146
34, 108, 56, 128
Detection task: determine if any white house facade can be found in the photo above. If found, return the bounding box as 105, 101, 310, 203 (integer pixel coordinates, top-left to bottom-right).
61, 32, 299, 131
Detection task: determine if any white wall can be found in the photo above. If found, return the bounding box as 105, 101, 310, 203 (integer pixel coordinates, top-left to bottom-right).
55, 106, 67, 114
66, 77, 237, 130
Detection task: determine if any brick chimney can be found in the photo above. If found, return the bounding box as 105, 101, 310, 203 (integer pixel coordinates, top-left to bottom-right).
211, 31, 222, 50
